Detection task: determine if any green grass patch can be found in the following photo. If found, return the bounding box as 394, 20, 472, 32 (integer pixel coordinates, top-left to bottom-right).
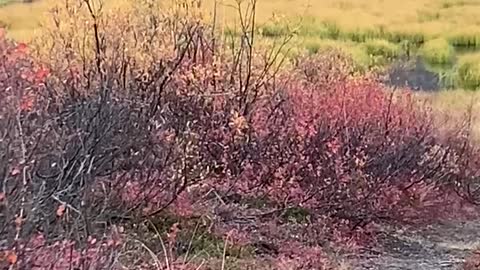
259, 22, 289, 37
342, 27, 382, 43
420, 38, 455, 65
425, 62, 458, 89
147, 213, 254, 259
280, 207, 312, 223
0, 0, 13, 7
298, 38, 371, 70
447, 28, 480, 48
363, 39, 402, 59
456, 53, 480, 90
382, 29, 427, 45
303, 39, 323, 55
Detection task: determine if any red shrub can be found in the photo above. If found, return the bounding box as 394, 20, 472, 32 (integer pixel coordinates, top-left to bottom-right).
2, 1, 480, 268
208, 53, 477, 228
464, 249, 480, 270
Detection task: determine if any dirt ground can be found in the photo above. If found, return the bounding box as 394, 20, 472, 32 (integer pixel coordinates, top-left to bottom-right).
349, 219, 480, 270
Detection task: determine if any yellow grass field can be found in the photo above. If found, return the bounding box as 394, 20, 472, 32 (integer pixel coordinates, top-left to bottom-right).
0, 0, 131, 41
3, 0, 480, 44
3, 0, 480, 97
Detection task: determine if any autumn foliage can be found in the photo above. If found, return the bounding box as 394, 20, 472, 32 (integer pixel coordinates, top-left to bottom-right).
1, 0, 480, 269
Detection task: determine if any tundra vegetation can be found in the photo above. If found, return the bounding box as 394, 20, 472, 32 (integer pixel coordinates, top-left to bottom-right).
2, 0, 480, 269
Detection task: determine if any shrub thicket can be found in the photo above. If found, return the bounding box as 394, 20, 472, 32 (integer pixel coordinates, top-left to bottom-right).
1, 0, 480, 269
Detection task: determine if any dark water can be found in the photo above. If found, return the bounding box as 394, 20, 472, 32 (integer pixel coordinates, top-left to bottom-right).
383, 57, 441, 91
383, 45, 480, 91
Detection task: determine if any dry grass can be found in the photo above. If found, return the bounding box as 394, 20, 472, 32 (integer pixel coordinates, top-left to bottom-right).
415, 89, 480, 142
0, 0, 131, 41
0, 0, 52, 41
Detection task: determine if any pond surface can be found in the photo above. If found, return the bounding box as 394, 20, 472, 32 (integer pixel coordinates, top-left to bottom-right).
384, 57, 441, 91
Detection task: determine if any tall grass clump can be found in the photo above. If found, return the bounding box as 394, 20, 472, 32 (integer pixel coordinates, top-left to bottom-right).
364, 39, 401, 59
342, 27, 380, 43
448, 27, 480, 48
420, 38, 455, 65
382, 29, 426, 45
457, 53, 480, 90
296, 16, 330, 37
260, 22, 289, 37
301, 39, 370, 71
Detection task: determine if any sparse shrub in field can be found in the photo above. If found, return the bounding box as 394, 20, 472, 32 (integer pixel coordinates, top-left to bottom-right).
420, 38, 455, 65
457, 53, 480, 90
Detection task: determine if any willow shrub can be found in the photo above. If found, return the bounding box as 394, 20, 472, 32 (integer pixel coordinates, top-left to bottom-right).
2, 0, 480, 269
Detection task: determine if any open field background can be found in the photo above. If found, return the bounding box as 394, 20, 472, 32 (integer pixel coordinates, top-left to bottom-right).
4, 0, 480, 90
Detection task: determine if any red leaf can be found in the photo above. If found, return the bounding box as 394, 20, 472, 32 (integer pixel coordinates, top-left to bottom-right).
56, 204, 66, 217
6, 251, 17, 265
15, 43, 28, 54
20, 96, 35, 112
14, 216, 23, 229
34, 67, 50, 82
11, 168, 20, 176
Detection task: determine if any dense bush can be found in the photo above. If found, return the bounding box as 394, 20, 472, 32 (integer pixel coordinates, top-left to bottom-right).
1, 0, 480, 269
464, 248, 480, 270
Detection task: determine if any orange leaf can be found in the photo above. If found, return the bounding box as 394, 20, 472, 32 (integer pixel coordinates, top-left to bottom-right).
14, 216, 23, 228
56, 203, 66, 217
6, 251, 17, 265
